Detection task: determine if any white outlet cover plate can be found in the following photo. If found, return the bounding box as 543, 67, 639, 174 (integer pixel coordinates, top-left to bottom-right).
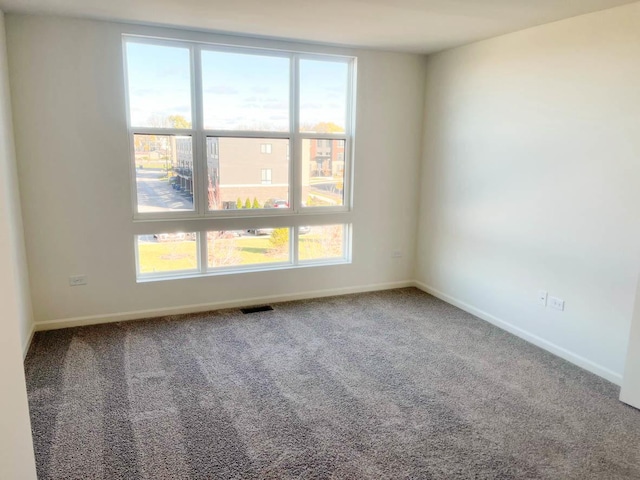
538, 290, 548, 306
549, 296, 565, 311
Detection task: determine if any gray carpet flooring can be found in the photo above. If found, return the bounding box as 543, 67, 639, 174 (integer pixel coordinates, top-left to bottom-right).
24, 288, 640, 479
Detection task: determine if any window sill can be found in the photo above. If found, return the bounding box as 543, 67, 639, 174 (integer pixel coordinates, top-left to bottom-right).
136, 258, 351, 283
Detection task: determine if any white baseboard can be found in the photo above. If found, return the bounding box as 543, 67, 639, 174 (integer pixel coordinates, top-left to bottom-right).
32, 279, 622, 386
22, 322, 35, 360
413, 281, 623, 386
34, 280, 414, 332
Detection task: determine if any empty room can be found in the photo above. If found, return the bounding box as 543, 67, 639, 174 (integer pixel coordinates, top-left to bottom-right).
1, 0, 640, 478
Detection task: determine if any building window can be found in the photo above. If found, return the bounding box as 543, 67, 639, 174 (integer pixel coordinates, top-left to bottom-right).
261, 168, 272, 185
260, 143, 272, 154
125, 36, 355, 280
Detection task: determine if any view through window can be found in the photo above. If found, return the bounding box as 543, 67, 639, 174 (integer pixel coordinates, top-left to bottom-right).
135, 225, 349, 277
125, 37, 354, 279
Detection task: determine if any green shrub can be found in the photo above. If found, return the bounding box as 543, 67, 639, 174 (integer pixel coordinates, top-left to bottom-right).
244, 198, 251, 209
270, 228, 289, 249
236, 197, 242, 209
252, 197, 261, 209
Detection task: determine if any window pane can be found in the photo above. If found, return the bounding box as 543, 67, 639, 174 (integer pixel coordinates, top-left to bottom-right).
300, 59, 349, 133
302, 138, 345, 207
208, 230, 290, 268
206, 137, 289, 211
137, 233, 198, 275
202, 51, 289, 131
134, 135, 195, 213
126, 43, 192, 128
298, 224, 346, 262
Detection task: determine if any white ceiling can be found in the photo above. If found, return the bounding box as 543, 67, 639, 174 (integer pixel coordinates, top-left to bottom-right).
0, 0, 636, 53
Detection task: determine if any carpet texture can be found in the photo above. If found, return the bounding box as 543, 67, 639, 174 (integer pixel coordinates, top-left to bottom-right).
24, 288, 640, 479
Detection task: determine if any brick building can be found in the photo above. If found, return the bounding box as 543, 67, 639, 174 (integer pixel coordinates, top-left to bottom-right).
146, 136, 344, 210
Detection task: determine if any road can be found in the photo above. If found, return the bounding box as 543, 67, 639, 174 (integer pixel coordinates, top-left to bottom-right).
135, 169, 342, 211
136, 169, 194, 213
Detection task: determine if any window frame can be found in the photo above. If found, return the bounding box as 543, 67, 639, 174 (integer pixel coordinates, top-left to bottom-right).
134, 224, 352, 282
261, 168, 272, 185
123, 35, 356, 282
134, 232, 202, 279
123, 36, 356, 222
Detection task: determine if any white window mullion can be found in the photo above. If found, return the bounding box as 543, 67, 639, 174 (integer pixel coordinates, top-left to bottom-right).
198, 231, 207, 274
193, 44, 207, 218
345, 59, 356, 210
291, 54, 301, 213
201, 231, 208, 274
192, 44, 203, 131
192, 46, 209, 274
128, 127, 196, 136
292, 226, 300, 265
290, 132, 346, 140
202, 130, 290, 139
128, 131, 139, 218
133, 236, 142, 277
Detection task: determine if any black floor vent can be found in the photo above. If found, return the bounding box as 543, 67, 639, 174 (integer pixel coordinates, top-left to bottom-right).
241, 305, 274, 314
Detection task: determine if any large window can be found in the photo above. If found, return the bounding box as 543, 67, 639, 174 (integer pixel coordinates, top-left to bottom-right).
124, 37, 355, 280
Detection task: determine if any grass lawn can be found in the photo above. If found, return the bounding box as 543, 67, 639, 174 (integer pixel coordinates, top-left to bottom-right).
208, 236, 288, 268
137, 240, 198, 273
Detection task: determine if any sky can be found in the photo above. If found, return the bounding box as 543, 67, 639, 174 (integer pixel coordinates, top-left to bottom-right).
126, 42, 349, 132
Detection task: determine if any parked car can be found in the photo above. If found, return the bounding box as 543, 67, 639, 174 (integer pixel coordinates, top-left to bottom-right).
154, 232, 195, 242
264, 198, 289, 208
247, 226, 310, 236
247, 228, 274, 236
207, 231, 243, 240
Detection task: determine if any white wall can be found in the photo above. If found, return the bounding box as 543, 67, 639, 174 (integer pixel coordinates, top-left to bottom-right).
417, 2, 640, 383
0, 17, 33, 352
0, 10, 38, 480
6, 14, 425, 327
621, 274, 640, 407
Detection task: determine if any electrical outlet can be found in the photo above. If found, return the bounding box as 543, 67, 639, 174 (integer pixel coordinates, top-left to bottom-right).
549, 296, 565, 311
538, 290, 548, 307
391, 250, 402, 258
69, 275, 88, 286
